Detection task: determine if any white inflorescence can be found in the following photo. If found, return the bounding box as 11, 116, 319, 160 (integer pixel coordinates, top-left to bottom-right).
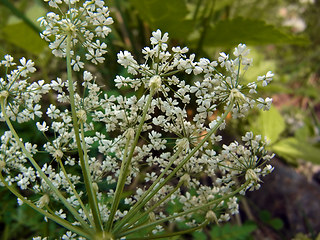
38, 0, 113, 71
0, 13, 275, 237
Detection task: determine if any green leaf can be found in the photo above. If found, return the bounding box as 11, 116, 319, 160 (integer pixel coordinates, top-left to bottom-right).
294, 125, 312, 142
0, 0, 43, 33
272, 137, 320, 164
129, 0, 194, 38
269, 218, 284, 230
204, 17, 309, 47
210, 223, 256, 240
2, 22, 47, 54
251, 106, 285, 144
258, 210, 271, 223
192, 230, 207, 240
215, 0, 237, 11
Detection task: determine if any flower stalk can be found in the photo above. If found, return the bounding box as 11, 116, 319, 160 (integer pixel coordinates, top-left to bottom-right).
113, 100, 234, 234
106, 86, 156, 232
0, 172, 92, 239
116, 182, 249, 238
0, 98, 92, 232
66, 34, 103, 232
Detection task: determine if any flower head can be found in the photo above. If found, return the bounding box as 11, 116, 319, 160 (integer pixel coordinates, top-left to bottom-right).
0, 55, 50, 123
38, 0, 113, 70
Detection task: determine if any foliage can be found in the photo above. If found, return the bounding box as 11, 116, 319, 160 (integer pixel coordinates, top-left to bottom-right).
0, 0, 319, 239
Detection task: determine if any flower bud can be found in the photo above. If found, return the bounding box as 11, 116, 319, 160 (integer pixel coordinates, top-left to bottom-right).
206, 210, 219, 224
149, 75, 162, 92
245, 169, 260, 183
176, 138, 189, 150
38, 194, 50, 208
92, 182, 99, 193
0, 90, 9, 100
53, 149, 64, 159
77, 109, 87, 123
149, 212, 156, 222
126, 128, 135, 140
180, 173, 191, 187
230, 88, 245, 101
0, 160, 6, 171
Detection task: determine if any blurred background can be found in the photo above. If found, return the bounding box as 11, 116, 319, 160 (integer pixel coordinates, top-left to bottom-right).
0, 0, 319, 239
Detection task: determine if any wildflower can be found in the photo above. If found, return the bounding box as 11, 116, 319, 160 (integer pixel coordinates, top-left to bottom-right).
38, 0, 113, 70
0, 54, 16, 67
18, 57, 36, 77
257, 71, 274, 87
36, 121, 49, 132
0, 55, 50, 123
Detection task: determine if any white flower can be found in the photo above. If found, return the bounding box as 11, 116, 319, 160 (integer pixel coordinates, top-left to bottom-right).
36, 121, 49, 132
150, 29, 169, 50
83, 71, 93, 81
47, 104, 60, 119
18, 57, 36, 77
62, 231, 77, 240
0, 54, 16, 67
233, 43, 250, 57
71, 55, 84, 72
257, 97, 272, 110
117, 51, 138, 68
257, 71, 274, 86
218, 52, 228, 63
39, 0, 113, 66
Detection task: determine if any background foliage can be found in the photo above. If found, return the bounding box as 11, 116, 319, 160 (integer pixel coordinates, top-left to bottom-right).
0, 0, 319, 239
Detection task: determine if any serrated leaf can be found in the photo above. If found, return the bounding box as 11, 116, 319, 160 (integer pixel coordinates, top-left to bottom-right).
272, 137, 320, 164
204, 17, 309, 47
251, 106, 285, 144
2, 22, 46, 54
129, 0, 194, 38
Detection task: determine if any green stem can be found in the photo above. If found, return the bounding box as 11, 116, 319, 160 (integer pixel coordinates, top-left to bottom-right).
196, 0, 215, 55
118, 182, 249, 238
121, 180, 184, 234
0, 99, 92, 232
112, 147, 183, 233
66, 35, 103, 232
105, 129, 132, 228
127, 220, 209, 240
106, 88, 155, 232
0, 173, 92, 239
193, 0, 204, 21
57, 156, 95, 227
114, 101, 234, 233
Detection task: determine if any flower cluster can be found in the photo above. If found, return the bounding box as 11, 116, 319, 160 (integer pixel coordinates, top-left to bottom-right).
38, 0, 113, 70
116, 30, 273, 121
0, 3, 275, 238
0, 55, 50, 123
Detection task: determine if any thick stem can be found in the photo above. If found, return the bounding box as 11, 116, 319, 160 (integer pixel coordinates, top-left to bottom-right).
66, 35, 103, 232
